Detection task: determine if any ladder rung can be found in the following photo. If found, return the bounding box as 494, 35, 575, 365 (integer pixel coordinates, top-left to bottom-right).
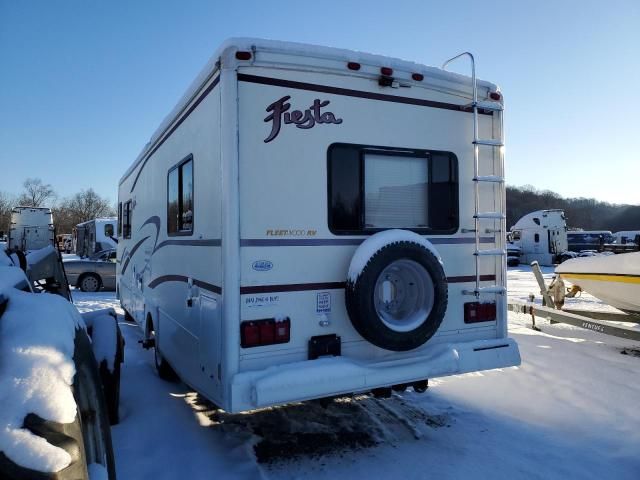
474, 175, 504, 183
474, 139, 504, 147
465, 100, 504, 112
462, 286, 507, 295
474, 212, 505, 219
474, 249, 506, 256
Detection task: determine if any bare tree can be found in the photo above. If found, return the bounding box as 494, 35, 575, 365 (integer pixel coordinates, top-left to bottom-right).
54, 189, 115, 233
0, 191, 17, 237
18, 178, 57, 207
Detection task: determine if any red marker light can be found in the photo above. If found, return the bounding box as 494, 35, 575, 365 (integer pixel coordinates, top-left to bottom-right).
412, 73, 424, 81
347, 62, 361, 71
489, 91, 502, 101
235, 51, 252, 61
380, 67, 393, 76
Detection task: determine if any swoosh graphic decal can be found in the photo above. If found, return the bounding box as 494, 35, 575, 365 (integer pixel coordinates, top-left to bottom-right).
148, 274, 221, 295
153, 238, 221, 254
141, 216, 161, 252
121, 235, 151, 274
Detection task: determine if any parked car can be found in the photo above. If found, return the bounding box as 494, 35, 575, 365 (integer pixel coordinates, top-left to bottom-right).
64, 249, 116, 292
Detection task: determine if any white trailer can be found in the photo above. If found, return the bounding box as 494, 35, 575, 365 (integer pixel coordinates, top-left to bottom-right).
74, 217, 118, 257
8, 206, 55, 252
117, 39, 520, 413
509, 209, 568, 266
614, 230, 640, 245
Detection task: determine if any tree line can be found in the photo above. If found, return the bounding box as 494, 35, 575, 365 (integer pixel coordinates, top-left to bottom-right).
0, 178, 116, 237
507, 185, 640, 231
2, 179, 637, 238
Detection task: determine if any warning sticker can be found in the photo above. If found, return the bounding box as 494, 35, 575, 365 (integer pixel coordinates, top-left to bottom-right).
316, 292, 331, 313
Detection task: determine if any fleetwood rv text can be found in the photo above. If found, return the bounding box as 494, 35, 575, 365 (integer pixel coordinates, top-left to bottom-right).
117, 39, 521, 412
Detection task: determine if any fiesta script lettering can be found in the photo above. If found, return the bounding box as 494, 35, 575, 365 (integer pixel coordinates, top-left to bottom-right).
263, 95, 342, 143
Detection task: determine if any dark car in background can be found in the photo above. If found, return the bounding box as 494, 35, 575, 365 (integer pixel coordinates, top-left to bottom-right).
63, 249, 116, 292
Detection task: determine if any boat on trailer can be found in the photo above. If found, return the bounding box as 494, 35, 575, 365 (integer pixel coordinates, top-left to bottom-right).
555, 252, 640, 314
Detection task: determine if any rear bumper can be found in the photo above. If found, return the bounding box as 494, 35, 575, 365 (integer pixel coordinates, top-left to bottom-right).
229, 337, 520, 412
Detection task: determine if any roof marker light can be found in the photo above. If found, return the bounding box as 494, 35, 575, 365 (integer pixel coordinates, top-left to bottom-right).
235, 51, 252, 61
347, 62, 361, 71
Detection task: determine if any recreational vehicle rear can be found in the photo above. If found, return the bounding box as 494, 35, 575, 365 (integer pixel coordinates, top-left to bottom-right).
509, 209, 568, 266
117, 39, 520, 413
8, 206, 55, 252
74, 217, 118, 257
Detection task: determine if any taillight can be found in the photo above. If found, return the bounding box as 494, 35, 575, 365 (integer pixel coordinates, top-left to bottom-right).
380, 67, 393, 76
464, 302, 497, 323
235, 51, 252, 60
412, 73, 424, 81
347, 62, 361, 71
489, 91, 502, 101
241, 317, 290, 348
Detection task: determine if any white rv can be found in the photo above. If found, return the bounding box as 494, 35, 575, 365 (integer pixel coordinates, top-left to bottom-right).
117, 39, 520, 413
8, 206, 55, 252
74, 217, 118, 257
509, 209, 568, 266
614, 231, 639, 245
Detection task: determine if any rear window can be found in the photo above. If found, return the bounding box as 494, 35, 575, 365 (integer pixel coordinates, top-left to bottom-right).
328, 143, 458, 235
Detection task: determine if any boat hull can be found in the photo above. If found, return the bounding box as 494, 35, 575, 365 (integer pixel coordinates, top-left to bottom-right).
556, 252, 640, 314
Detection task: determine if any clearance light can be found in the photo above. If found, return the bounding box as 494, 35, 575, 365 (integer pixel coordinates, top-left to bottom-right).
464, 302, 497, 324
235, 51, 252, 61
489, 91, 502, 101
380, 67, 393, 76
412, 73, 424, 81
241, 317, 290, 348
347, 62, 361, 71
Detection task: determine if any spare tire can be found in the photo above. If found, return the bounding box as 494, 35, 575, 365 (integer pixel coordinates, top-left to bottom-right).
346, 231, 448, 351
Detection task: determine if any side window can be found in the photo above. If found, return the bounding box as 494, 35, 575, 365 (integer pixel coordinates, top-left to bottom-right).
167, 156, 194, 235
328, 144, 458, 234
123, 201, 132, 239
117, 203, 122, 236
105, 223, 114, 238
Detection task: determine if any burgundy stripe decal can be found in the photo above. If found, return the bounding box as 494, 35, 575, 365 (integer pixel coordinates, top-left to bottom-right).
148, 275, 222, 295
238, 73, 493, 116
122, 75, 220, 190
239, 275, 496, 294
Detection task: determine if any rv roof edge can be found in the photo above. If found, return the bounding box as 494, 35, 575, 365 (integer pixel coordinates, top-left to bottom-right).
119, 38, 500, 186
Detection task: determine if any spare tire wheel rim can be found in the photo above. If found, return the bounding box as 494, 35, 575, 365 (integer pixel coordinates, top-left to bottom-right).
373, 258, 435, 332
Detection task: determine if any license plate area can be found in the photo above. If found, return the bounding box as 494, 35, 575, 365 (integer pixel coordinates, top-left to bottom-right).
308, 334, 341, 360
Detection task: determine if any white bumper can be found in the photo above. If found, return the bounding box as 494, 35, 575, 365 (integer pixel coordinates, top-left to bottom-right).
229, 338, 520, 412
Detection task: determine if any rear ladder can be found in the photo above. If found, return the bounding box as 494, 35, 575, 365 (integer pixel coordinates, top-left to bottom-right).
442, 52, 506, 297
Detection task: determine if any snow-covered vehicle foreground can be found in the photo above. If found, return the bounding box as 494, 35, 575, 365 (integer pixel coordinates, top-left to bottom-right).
0, 251, 123, 480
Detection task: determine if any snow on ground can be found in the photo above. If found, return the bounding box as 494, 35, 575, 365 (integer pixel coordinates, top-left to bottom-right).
72, 270, 640, 480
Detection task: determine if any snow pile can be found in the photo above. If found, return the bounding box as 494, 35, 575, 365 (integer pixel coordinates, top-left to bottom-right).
82, 308, 118, 371
25, 245, 57, 268
0, 287, 83, 473
347, 229, 443, 282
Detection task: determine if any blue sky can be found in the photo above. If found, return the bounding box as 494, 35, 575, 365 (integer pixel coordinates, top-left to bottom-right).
1, 0, 638, 205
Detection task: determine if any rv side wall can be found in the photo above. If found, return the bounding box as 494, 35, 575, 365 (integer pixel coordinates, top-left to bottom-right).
117, 71, 224, 405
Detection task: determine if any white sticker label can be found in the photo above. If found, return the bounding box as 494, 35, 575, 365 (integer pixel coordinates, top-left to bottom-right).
245, 295, 280, 308
316, 291, 331, 313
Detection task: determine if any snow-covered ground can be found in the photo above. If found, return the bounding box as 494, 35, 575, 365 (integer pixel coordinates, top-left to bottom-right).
72, 268, 640, 480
